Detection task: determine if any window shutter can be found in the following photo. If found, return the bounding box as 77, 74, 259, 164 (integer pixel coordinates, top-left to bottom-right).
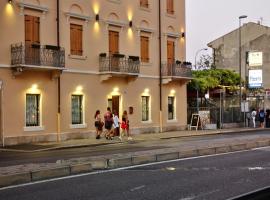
141, 36, 149, 62
33, 17, 40, 44
167, 0, 174, 14
70, 24, 83, 56
25, 15, 33, 44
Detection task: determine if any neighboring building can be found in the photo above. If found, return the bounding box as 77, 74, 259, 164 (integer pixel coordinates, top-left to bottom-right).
208, 22, 270, 109
0, 0, 191, 145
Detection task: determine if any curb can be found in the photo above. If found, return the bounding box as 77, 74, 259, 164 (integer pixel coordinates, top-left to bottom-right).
0, 139, 269, 188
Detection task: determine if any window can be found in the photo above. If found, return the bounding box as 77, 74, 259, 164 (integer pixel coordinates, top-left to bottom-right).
140, 35, 149, 63
142, 96, 150, 121
26, 94, 40, 127
140, 0, 149, 8
168, 96, 175, 120
70, 24, 83, 56
25, 15, 40, 45
71, 95, 83, 124
167, 0, 174, 14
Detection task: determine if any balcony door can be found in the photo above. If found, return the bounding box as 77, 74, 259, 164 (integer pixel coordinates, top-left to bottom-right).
109, 30, 120, 71
167, 40, 175, 75
25, 15, 40, 65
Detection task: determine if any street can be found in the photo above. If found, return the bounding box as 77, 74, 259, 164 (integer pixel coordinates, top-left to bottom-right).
0, 147, 270, 200
0, 130, 270, 168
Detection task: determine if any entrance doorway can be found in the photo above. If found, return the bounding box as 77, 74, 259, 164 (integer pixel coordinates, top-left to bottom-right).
108, 95, 120, 115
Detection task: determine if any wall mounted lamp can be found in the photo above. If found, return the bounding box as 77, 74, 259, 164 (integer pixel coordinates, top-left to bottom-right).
181, 32, 185, 38
95, 14, 99, 21
8, 0, 12, 3
129, 20, 133, 28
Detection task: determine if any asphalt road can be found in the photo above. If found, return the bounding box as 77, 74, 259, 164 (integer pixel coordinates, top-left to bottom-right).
0, 147, 270, 200
0, 131, 270, 167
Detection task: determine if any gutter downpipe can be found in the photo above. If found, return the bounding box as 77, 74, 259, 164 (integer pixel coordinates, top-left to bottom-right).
57, 0, 61, 142
0, 81, 4, 147
158, 0, 163, 132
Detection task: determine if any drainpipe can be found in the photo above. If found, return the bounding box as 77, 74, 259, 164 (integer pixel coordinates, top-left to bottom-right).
57, 0, 61, 142
158, 0, 163, 132
0, 80, 4, 147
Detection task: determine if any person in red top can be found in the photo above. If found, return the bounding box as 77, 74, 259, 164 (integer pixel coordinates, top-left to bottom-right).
119, 110, 132, 141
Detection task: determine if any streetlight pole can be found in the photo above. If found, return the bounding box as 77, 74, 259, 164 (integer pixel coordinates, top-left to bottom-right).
239, 15, 247, 126
195, 48, 208, 113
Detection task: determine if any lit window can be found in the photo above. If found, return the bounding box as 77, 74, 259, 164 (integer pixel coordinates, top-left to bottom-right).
26, 94, 40, 127
168, 96, 175, 120
142, 96, 150, 121
71, 95, 83, 124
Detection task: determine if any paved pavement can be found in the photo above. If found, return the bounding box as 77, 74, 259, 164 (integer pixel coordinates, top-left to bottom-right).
0, 127, 270, 188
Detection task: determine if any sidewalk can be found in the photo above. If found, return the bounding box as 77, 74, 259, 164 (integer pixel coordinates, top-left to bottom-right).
1, 127, 269, 188
0, 127, 263, 152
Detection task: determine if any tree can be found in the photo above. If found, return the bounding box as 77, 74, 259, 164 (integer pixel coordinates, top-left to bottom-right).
196, 54, 215, 70
188, 69, 241, 94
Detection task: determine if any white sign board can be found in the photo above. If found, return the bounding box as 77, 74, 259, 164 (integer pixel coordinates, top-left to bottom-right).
248, 51, 263, 67
249, 69, 262, 88
241, 101, 249, 112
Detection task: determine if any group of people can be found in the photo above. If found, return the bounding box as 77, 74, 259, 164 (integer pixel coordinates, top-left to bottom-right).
250, 108, 270, 128
94, 107, 132, 141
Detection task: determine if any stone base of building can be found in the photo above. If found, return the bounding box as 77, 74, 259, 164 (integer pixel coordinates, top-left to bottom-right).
2, 125, 187, 146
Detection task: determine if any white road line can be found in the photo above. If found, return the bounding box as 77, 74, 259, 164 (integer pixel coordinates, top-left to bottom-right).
130, 185, 145, 192
0, 147, 268, 191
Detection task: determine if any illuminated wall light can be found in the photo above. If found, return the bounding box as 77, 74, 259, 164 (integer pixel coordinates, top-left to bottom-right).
8, 0, 12, 4
28, 84, 39, 94
113, 87, 119, 93
76, 86, 83, 92
93, 3, 99, 14
170, 89, 176, 96
95, 14, 99, 21
181, 32, 185, 38
129, 20, 133, 28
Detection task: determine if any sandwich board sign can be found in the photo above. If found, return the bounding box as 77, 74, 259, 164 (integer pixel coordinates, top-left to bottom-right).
190, 114, 200, 131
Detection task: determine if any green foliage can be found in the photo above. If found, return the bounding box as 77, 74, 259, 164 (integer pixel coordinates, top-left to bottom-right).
188, 69, 241, 93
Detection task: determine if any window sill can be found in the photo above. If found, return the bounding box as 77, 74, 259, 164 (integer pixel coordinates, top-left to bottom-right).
167, 119, 178, 123
141, 120, 152, 124
139, 6, 151, 12
107, 0, 121, 4
24, 126, 45, 132
141, 62, 152, 66
70, 123, 87, 129
166, 13, 176, 19
68, 55, 87, 60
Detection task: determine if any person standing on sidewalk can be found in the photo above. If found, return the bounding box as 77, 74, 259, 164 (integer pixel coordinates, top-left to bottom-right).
113, 110, 120, 137
104, 107, 114, 140
251, 108, 257, 128
120, 110, 132, 141
259, 109, 265, 128
94, 110, 103, 139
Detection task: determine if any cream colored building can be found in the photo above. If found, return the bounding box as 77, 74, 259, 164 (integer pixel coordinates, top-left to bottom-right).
0, 0, 191, 146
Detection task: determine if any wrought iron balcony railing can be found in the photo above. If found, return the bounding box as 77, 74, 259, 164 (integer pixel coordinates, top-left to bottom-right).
11, 43, 65, 68
99, 53, 140, 74
162, 61, 192, 78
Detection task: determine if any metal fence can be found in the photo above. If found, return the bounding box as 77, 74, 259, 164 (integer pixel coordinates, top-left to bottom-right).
99, 54, 140, 74
161, 62, 192, 77
187, 106, 243, 128
11, 43, 65, 68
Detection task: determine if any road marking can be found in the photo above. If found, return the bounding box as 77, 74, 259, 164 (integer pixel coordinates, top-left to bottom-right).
0, 147, 268, 191
130, 185, 145, 192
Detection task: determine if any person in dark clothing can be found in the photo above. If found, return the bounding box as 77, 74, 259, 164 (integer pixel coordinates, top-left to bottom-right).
265, 109, 270, 128
259, 109, 265, 128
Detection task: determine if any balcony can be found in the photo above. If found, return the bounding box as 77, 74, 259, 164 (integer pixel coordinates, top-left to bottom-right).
162, 61, 192, 84
99, 53, 140, 81
11, 43, 65, 75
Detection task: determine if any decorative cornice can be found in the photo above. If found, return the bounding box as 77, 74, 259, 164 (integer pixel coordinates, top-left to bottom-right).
18, 2, 49, 13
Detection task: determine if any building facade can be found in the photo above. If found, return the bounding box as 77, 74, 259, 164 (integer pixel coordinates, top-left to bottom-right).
0, 0, 191, 145
208, 22, 270, 110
